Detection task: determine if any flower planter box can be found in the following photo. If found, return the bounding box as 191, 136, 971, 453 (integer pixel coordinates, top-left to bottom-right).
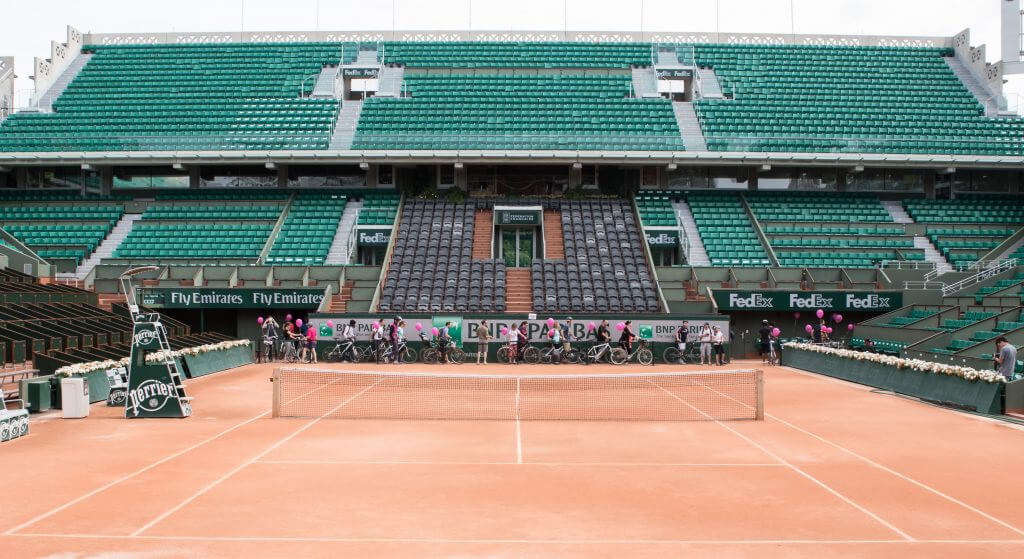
182, 346, 254, 378
783, 347, 1003, 414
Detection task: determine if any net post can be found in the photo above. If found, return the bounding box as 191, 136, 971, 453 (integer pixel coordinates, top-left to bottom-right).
754, 369, 765, 421
272, 368, 281, 418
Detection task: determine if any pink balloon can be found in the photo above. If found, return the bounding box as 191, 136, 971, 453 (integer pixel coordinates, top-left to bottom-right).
834, 314, 843, 324
431, 327, 439, 336
257, 316, 264, 325
547, 317, 555, 328
771, 328, 780, 338
805, 324, 814, 333
616, 322, 626, 331
825, 327, 833, 334
815, 309, 824, 319
588, 321, 596, 332
548, 329, 555, 338
326, 320, 334, 328
414, 322, 423, 331
372, 323, 379, 330
295, 319, 303, 328
501, 327, 509, 336
286, 314, 293, 322
793, 312, 800, 319
848, 324, 855, 331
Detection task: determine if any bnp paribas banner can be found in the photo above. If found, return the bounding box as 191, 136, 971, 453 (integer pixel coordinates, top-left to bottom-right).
315, 316, 730, 344
140, 288, 326, 309
712, 290, 903, 312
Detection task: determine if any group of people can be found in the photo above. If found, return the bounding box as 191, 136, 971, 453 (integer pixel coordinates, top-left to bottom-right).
259, 316, 318, 364
672, 321, 728, 366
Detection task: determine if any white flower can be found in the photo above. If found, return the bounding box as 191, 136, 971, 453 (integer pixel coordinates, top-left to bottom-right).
785, 343, 1004, 384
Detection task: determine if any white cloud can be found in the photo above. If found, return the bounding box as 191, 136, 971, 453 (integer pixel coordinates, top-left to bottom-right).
0, 0, 1018, 108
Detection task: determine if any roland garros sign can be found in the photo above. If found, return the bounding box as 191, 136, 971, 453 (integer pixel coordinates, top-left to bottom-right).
140, 288, 326, 309
712, 289, 902, 312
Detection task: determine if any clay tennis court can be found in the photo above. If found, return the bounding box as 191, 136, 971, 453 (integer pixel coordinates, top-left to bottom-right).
3, 361, 1024, 558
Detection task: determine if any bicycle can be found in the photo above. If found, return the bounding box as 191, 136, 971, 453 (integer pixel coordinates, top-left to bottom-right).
663, 342, 700, 364
260, 335, 277, 362
419, 334, 465, 364
610, 339, 654, 365
496, 343, 518, 364
766, 339, 779, 366
539, 343, 582, 364
380, 340, 418, 364
325, 339, 365, 363
582, 342, 614, 364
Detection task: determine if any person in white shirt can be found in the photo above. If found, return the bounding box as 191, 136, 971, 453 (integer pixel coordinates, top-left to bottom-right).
699, 323, 713, 365
342, 319, 356, 342
711, 326, 726, 366
508, 323, 520, 364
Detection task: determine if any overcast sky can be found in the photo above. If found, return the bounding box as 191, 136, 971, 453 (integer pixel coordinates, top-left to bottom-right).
0, 0, 1018, 107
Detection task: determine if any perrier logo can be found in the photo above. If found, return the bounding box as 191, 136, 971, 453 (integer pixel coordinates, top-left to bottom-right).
133, 329, 158, 346
127, 379, 175, 416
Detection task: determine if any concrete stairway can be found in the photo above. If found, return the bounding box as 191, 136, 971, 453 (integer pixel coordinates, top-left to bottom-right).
311, 66, 340, 98
990, 235, 1024, 262
505, 268, 533, 312
329, 99, 363, 150
472, 209, 493, 259
945, 57, 1001, 117
673, 200, 710, 266
328, 280, 355, 312
543, 210, 564, 259
35, 53, 93, 111
355, 48, 378, 65
376, 66, 405, 97
656, 49, 680, 67
882, 200, 914, 224
631, 66, 660, 98
73, 213, 141, 279
324, 200, 362, 265
697, 67, 725, 99
672, 102, 707, 151
915, 236, 954, 275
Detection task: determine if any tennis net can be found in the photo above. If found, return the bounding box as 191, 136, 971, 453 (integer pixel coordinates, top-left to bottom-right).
273, 368, 763, 421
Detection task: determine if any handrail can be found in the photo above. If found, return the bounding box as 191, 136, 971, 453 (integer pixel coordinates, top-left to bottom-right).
346, 208, 361, 264
882, 260, 936, 271
300, 71, 320, 98
368, 194, 404, 313
938, 258, 1017, 296
631, 196, 670, 313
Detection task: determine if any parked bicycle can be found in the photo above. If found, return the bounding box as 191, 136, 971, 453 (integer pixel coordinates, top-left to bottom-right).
420, 333, 465, 364
662, 342, 700, 365
582, 341, 615, 364
380, 339, 417, 364
325, 339, 367, 363
611, 339, 654, 365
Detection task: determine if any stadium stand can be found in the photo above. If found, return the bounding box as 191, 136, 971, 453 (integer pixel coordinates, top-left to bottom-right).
685, 191, 770, 267
380, 41, 653, 68
532, 199, 660, 313
0, 43, 349, 152
636, 194, 679, 227
266, 191, 348, 266
357, 191, 400, 225
688, 44, 1024, 155
381, 199, 507, 313
353, 74, 684, 150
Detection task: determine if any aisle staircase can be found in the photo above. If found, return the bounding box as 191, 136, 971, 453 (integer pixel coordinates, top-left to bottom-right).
329, 99, 363, 150
673, 200, 710, 266
472, 209, 493, 259
673, 102, 707, 151
73, 213, 141, 279
631, 66, 660, 98
311, 66, 340, 98
328, 280, 355, 312
882, 200, 914, 224
376, 66, 405, 97
945, 57, 1003, 117
915, 235, 954, 275
697, 67, 725, 99
35, 53, 93, 111
505, 268, 533, 312
324, 200, 362, 265
543, 210, 564, 259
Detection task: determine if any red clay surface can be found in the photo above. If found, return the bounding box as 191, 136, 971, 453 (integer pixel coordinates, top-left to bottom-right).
2, 360, 1024, 558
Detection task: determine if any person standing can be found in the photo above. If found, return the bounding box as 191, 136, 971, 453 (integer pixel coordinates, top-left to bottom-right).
758, 320, 772, 364
476, 320, 491, 364
439, 321, 453, 364
262, 317, 280, 362
699, 322, 713, 365
712, 325, 726, 366
517, 320, 529, 363
388, 316, 401, 364
507, 321, 519, 364
995, 337, 1017, 381
674, 321, 689, 364
372, 319, 385, 363
305, 323, 318, 364
595, 319, 611, 362
561, 317, 574, 361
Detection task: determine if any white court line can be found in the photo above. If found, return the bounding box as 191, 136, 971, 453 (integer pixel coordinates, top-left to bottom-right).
7, 532, 1024, 545
4, 370, 345, 536
707, 368, 1024, 537
130, 380, 383, 537
254, 459, 786, 467
651, 383, 914, 542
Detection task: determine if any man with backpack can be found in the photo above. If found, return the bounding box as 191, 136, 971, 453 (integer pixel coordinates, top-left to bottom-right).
388, 316, 401, 364
674, 321, 689, 364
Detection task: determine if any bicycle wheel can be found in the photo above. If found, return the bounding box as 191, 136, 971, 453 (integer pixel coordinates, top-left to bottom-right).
637, 348, 654, 366
565, 349, 582, 364
421, 348, 437, 364
609, 348, 628, 365
496, 346, 511, 364
522, 346, 541, 364
401, 347, 417, 363
662, 347, 681, 364
449, 348, 465, 364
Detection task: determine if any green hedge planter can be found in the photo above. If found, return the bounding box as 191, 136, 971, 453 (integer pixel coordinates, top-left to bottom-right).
182, 346, 254, 378
783, 347, 1004, 414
